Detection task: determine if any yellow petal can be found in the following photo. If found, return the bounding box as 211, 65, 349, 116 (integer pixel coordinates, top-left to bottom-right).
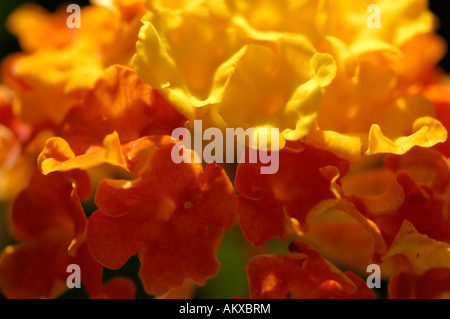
38, 132, 127, 175
133, 8, 245, 119
306, 130, 363, 162
366, 117, 447, 155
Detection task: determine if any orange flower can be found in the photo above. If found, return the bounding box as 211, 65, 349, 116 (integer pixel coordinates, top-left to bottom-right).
244, 240, 375, 299
57, 65, 187, 155
87, 144, 237, 295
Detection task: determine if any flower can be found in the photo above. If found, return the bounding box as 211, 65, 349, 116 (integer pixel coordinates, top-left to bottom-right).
1, 0, 450, 300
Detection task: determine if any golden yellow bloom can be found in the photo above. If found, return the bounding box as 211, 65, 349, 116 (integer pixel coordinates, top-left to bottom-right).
317, 0, 435, 56
134, 0, 337, 147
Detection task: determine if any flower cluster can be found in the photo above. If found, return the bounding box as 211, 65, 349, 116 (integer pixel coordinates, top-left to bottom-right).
0, 0, 449, 299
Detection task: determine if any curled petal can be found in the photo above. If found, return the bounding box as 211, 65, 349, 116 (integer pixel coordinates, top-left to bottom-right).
366, 117, 447, 155
134, 6, 245, 119
307, 130, 363, 163
38, 132, 126, 175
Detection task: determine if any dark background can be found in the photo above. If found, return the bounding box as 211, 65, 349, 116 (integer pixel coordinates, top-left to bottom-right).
0, 0, 90, 59
1, 0, 449, 71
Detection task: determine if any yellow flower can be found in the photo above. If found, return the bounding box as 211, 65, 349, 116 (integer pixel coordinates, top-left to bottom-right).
133, 0, 337, 147
308, 0, 447, 161
317, 0, 435, 56
5, 49, 104, 126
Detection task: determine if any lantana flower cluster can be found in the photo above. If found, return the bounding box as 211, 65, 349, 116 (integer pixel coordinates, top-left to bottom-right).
0, 0, 449, 299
